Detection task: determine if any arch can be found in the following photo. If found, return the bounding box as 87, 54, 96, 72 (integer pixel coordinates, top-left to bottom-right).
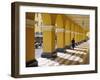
51, 14, 57, 26
42, 13, 51, 25
55, 14, 64, 27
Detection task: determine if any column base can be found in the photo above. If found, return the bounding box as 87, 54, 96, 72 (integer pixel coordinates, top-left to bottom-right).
56, 48, 67, 53
41, 51, 57, 59
26, 59, 38, 67
64, 45, 71, 49
76, 42, 81, 45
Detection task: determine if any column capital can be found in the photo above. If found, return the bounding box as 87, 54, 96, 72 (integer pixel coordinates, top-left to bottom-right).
41, 25, 54, 31
56, 28, 65, 33
65, 30, 70, 33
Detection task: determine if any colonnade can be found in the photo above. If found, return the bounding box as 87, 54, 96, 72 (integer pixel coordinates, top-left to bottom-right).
26, 13, 88, 67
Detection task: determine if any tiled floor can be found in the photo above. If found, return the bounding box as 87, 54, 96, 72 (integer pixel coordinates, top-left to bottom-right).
36, 41, 89, 67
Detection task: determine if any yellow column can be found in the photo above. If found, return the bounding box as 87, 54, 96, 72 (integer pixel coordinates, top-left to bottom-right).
83, 30, 87, 42
71, 22, 75, 41
75, 24, 78, 44
80, 27, 83, 42
80, 27, 82, 42
65, 18, 71, 48
83, 31, 85, 41
82, 28, 85, 42
85, 32, 87, 39
77, 25, 80, 44
55, 15, 65, 52
78, 26, 81, 43
84, 31, 88, 41
79, 26, 83, 43
82, 28, 84, 42
51, 14, 57, 51
41, 14, 57, 58
26, 13, 38, 67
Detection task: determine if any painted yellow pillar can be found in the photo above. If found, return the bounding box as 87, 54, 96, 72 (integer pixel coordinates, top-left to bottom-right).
78, 26, 81, 42
85, 32, 88, 40
77, 25, 79, 43
79, 27, 82, 42
83, 30, 87, 42
41, 13, 57, 58
55, 15, 65, 52
85, 31, 88, 41
82, 29, 85, 41
83, 31, 85, 40
65, 18, 71, 48
83, 29, 85, 41
51, 14, 57, 50
75, 24, 78, 43
26, 13, 38, 67
80, 27, 83, 42
71, 22, 75, 41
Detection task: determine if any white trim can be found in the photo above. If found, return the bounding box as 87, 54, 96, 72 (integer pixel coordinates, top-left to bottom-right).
65, 30, 71, 33
71, 31, 74, 34
41, 25, 54, 31
74, 32, 78, 34
56, 28, 65, 32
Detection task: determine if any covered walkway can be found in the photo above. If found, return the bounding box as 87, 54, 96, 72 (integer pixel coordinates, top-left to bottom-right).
25, 13, 89, 67
37, 40, 89, 67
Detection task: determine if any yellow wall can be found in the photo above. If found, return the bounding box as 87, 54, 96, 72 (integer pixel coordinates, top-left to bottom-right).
26, 27, 35, 62
26, 13, 35, 62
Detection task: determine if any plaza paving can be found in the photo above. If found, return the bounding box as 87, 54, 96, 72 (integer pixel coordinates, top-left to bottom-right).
35, 41, 89, 67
